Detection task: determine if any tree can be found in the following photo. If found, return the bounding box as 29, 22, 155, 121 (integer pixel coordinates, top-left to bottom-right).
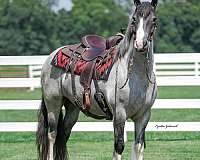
0, 0, 59, 55
155, 0, 200, 52
69, 0, 128, 43
0, 0, 200, 55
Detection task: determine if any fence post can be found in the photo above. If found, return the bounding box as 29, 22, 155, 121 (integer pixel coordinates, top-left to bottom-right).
195, 61, 199, 77
124, 122, 128, 142
28, 65, 34, 91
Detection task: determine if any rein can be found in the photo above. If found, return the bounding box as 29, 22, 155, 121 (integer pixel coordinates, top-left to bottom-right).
119, 41, 156, 90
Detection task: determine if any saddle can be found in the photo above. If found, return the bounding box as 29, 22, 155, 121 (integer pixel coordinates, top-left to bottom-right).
62, 34, 124, 119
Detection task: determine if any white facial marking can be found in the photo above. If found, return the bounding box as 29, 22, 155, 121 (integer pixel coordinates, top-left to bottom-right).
135, 17, 145, 49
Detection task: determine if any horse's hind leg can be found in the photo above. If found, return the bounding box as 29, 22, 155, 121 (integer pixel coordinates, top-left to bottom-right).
113, 108, 126, 160
46, 97, 63, 160
131, 110, 151, 160
63, 100, 80, 142
36, 95, 63, 160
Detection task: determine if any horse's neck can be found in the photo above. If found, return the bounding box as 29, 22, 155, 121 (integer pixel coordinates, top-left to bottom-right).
130, 42, 154, 80
117, 36, 154, 85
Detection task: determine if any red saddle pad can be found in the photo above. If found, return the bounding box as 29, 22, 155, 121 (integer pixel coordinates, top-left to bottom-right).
51, 47, 117, 80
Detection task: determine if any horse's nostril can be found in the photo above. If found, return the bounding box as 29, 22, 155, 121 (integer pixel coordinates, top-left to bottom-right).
135, 41, 142, 48
144, 41, 148, 47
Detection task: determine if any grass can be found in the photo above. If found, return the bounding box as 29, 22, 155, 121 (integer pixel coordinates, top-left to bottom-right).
158, 86, 200, 99
0, 86, 200, 100
0, 89, 41, 100
0, 87, 199, 159
0, 132, 200, 160
0, 86, 199, 122
0, 66, 28, 78
1, 109, 200, 122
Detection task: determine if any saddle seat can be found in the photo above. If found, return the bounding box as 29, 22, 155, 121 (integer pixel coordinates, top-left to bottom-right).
62, 33, 124, 61
82, 35, 107, 61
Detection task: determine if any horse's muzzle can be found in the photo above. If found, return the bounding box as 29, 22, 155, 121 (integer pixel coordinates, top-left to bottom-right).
134, 40, 148, 52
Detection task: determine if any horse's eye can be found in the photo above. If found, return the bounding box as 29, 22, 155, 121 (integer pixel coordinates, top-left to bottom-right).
152, 17, 157, 23
132, 17, 137, 24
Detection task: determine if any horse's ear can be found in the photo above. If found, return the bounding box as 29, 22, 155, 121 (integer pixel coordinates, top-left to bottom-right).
151, 0, 158, 9
134, 0, 141, 6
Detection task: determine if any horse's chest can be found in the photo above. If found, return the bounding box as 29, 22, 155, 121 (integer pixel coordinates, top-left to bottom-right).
128, 77, 148, 109
129, 87, 146, 105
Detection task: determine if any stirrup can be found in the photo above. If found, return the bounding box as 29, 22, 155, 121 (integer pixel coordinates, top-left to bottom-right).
94, 92, 113, 120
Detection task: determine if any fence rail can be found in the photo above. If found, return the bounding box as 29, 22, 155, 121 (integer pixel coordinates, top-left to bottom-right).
0, 99, 200, 132
1, 122, 200, 132
0, 54, 200, 133
1, 99, 200, 110
0, 54, 200, 89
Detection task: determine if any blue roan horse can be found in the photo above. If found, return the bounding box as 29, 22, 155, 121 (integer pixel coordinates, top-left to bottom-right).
36, 0, 158, 159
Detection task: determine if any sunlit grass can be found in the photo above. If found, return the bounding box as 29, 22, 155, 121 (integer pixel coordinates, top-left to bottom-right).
0, 132, 199, 160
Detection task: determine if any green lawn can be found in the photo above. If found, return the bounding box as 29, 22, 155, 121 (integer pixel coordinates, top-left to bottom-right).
1, 109, 200, 122
0, 66, 28, 78
0, 88, 41, 100
0, 86, 199, 100
0, 87, 199, 160
0, 132, 200, 160
0, 86, 199, 122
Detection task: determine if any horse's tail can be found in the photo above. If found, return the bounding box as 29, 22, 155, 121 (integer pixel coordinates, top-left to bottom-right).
55, 108, 67, 160
36, 96, 48, 160
36, 96, 67, 160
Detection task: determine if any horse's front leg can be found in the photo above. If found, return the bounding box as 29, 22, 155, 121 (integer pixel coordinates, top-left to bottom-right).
131, 109, 151, 160
113, 108, 126, 160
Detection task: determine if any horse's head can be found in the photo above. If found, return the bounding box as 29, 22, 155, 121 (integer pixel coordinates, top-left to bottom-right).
130, 0, 158, 52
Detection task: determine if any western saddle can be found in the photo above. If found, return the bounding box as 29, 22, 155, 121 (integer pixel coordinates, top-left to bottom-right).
62, 33, 124, 120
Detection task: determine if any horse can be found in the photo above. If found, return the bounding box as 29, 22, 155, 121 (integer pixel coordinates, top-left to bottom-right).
36, 0, 158, 159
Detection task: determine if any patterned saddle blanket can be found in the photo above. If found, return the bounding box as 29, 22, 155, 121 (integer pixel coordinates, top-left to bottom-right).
52, 46, 118, 80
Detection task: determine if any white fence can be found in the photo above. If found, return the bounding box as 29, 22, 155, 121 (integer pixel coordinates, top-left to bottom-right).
0, 53, 200, 89
0, 54, 200, 133
0, 99, 200, 132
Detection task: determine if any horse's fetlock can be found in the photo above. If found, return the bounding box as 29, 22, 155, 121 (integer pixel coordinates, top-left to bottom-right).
134, 143, 144, 159
48, 131, 56, 142
115, 139, 125, 155
115, 136, 125, 154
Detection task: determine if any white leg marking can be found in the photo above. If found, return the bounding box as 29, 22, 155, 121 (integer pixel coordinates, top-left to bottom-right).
48, 132, 56, 160
131, 143, 144, 160
113, 151, 122, 160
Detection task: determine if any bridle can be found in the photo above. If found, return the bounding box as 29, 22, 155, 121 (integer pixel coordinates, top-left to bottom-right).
119, 7, 157, 89
129, 8, 157, 43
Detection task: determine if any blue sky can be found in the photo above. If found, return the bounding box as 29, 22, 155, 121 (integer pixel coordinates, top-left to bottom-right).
54, 0, 72, 11
54, 0, 152, 11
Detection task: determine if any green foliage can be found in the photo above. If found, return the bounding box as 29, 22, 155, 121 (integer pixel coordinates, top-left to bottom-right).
0, 0, 59, 55
155, 1, 200, 52
0, 0, 200, 55
0, 0, 128, 55
70, 0, 128, 42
